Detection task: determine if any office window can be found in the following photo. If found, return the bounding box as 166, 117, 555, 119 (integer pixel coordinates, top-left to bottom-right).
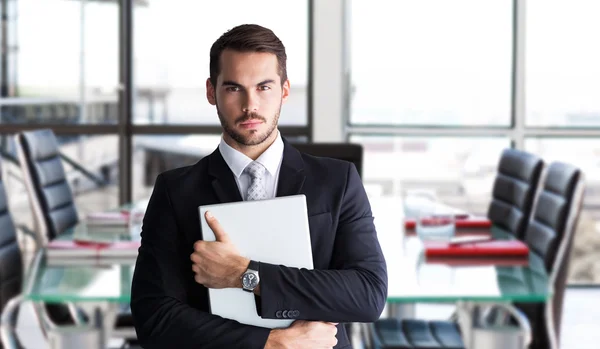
133, 0, 309, 126
525, 0, 600, 127
350, 135, 508, 216
525, 138, 600, 284
132, 133, 310, 202
6, 134, 119, 229
132, 135, 222, 201
9, 0, 119, 125
349, 0, 512, 126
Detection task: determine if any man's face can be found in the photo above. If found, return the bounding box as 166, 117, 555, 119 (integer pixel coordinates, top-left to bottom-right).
206, 50, 290, 146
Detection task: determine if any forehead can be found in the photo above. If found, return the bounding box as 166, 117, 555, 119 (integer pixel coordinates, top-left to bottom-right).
218, 50, 280, 84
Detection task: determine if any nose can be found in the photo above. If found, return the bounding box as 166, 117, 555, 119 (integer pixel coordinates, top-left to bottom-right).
242, 91, 260, 113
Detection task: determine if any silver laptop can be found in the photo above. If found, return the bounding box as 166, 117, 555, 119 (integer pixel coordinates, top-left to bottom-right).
199, 194, 314, 328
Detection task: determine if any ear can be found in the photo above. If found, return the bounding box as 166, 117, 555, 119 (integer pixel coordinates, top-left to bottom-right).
281, 79, 290, 104
206, 78, 216, 105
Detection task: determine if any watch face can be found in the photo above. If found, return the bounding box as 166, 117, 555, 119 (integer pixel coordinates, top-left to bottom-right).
242, 272, 259, 289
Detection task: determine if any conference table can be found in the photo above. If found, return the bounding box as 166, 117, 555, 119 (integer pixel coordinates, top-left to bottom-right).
15, 196, 549, 349
370, 197, 548, 349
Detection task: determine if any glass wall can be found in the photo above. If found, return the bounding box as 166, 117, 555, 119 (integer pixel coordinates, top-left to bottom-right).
1, 0, 311, 232
350, 0, 513, 126
131, 134, 221, 201
13, 0, 119, 125
348, 0, 600, 284
525, 0, 600, 127
351, 135, 508, 214
133, 0, 309, 126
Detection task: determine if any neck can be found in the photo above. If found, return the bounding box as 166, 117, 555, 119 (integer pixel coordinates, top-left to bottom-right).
223, 130, 279, 160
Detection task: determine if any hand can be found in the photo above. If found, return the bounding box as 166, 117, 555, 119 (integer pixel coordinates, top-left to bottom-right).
190, 211, 249, 289
265, 320, 338, 349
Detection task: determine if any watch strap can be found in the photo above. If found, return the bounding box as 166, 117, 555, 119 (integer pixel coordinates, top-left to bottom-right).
242, 260, 260, 293
247, 260, 259, 272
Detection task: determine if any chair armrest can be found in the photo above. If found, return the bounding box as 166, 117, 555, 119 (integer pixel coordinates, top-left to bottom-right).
0, 295, 26, 349
482, 303, 531, 347
66, 302, 87, 325
16, 224, 39, 248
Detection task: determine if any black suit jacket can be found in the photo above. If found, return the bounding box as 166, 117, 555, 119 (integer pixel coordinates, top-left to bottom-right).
131, 140, 388, 349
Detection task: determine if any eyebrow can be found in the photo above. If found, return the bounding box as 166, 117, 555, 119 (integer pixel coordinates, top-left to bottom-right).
221, 79, 276, 88
257, 79, 276, 86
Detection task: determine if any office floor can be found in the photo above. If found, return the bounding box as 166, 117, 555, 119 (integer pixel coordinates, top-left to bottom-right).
415, 288, 600, 349
11, 288, 599, 349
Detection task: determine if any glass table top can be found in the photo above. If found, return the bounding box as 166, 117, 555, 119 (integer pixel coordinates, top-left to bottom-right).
371, 197, 550, 304
25, 204, 141, 303
23, 198, 550, 304
25, 251, 135, 303
55, 223, 141, 244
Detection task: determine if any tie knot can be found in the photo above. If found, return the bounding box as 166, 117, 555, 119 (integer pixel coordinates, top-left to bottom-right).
244, 161, 266, 179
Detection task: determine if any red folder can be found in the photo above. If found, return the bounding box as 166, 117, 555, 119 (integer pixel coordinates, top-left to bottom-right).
405, 217, 492, 230
425, 256, 529, 266
424, 240, 529, 258
46, 240, 140, 259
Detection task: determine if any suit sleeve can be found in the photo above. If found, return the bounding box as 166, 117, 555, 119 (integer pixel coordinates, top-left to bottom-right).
258, 163, 388, 323
131, 174, 271, 349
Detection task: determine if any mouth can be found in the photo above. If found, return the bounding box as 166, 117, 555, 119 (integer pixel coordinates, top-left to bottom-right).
239, 120, 264, 129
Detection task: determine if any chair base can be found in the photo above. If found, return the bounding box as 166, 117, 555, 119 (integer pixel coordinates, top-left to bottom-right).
370, 319, 464, 349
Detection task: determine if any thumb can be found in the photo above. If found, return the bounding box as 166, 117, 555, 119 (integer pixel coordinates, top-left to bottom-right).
205, 211, 231, 243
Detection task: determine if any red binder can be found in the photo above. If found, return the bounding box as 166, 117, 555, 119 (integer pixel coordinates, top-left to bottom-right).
425, 256, 529, 266
47, 240, 140, 259
405, 217, 492, 230
424, 240, 529, 258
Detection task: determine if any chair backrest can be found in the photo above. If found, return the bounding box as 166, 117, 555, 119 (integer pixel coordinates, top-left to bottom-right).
487, 148, 544, 239
520, 161, 585, 348
0, 158, 24, 313
15, 129, 79, 245
291, 142, 364, 177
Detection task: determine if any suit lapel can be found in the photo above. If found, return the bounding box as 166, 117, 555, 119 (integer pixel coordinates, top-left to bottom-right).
207, 148, 243, 203
276, 139, 306, 197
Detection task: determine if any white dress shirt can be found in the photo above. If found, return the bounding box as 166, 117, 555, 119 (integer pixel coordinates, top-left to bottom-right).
218, 131, 284, 200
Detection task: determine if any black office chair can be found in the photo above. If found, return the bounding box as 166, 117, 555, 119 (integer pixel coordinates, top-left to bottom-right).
487, 148, 544, 240
0, 157, 26, 349
291, 142, 363, 177
513, 162, 584, 349
14, 129, 79, 246
368, 162, 584, 349
14, 129, 138, 343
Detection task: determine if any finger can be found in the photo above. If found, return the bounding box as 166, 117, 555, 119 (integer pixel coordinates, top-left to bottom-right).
190, 252, 201, 264
193, 240, 205, 252
205, 211, 231, 243
192, 264, 200, 274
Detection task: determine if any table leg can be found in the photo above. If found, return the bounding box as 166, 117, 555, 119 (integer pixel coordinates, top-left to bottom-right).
455, 301, 475, 349
79, 302, 118, 349
387, 303, 416, 319
456, 302, 532, 349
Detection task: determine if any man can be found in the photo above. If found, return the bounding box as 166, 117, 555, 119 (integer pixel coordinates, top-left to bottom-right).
131, 24, 387, 349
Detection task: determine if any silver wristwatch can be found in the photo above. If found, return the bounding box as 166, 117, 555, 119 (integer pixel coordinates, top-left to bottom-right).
241, 260, 260, 292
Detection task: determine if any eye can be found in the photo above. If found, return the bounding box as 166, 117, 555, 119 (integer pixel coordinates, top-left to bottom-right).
226, 86, 240, 92
259, 85, 271, 91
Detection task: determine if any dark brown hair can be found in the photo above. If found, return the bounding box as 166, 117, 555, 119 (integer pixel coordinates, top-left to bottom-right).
209, 24, 287, 88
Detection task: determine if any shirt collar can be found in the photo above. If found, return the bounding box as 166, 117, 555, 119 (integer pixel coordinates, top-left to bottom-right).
218, 131, 284, 178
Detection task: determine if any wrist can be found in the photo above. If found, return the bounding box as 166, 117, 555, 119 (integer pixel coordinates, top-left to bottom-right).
264, 328, 286, 349
232, 257, 250, 288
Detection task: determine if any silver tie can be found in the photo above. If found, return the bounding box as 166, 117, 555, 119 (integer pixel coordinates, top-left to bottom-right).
244, 161, 268, 201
